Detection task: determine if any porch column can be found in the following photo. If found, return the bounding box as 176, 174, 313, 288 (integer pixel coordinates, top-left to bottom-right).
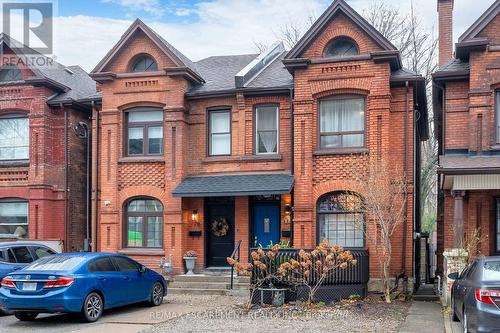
452, 190, 466, 248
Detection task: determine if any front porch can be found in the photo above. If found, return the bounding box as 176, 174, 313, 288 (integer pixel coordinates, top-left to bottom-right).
173, 173, 294, 273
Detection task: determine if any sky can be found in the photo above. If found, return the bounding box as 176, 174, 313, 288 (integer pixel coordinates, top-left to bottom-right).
3, 0, 497, 71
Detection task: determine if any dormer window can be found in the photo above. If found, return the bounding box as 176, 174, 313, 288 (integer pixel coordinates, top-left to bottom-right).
0, 65, 22, 82
324, 37, 359, 58
131, 55, 158, 72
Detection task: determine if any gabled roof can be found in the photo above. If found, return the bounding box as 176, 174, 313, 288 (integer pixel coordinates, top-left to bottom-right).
285, 0, 397, 60
458, 0, 500, 42
0, 33, 96, 106
92, 19, 203, 83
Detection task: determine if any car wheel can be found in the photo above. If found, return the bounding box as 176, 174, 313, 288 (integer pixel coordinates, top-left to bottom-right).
14, 311, 38, 321
81, 292, 103, 323
149, 282, 164, 306
463, 307, 469, 333
451, 296, 459, 322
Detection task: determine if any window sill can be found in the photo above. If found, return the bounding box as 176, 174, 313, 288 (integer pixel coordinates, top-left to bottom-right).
118, 248, 164, 256
202, 155, 239, 164
490, 145, 500, 150
239, 154, 282, 162
0, 160, 29, 168
118, 157, 165, 164
313, 148, 368, 156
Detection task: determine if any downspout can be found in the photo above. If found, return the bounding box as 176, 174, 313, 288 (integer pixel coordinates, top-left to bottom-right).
62, 103, 69, 252
91, 101, 99, 252
289, 87, 295, 247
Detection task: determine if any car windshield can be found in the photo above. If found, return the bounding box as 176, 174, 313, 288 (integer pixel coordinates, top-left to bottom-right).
483, 261, 500, 281
24, 255, 86, 271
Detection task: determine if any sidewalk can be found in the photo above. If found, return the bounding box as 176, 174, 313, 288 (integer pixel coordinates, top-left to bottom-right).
399, 301, 445, 333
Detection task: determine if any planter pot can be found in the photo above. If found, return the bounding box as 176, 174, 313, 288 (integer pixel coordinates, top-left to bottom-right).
183, 256, 197, 275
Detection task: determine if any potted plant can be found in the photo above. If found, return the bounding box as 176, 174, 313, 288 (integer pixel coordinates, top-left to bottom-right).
183, 250, 198, 275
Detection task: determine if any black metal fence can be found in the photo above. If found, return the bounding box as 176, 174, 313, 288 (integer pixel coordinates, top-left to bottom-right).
249, 248, 369, 303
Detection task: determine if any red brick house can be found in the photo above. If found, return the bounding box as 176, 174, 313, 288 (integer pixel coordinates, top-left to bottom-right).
0, 34, 96, 251
89, 0, 428, 286
434, 0, 500, 284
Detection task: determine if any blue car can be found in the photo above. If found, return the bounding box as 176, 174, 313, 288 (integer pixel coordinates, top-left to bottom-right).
0, 242, 58, 279
0, 252, 167, 322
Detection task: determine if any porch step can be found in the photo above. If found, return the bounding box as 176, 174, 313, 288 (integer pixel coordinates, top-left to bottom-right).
168, 274, 250, 296
203, 267, 232, 276
174, 274, 250, 283
412, 284, 440, 302
168, 288, 249, 296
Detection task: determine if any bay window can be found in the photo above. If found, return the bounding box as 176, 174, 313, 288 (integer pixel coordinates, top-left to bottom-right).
126, 109, 163, 156
255, 105, 279, 154
0, 115, 29, 160
0, 199, 28, 239
319, 96, 365, 149
209, 109, 231, 156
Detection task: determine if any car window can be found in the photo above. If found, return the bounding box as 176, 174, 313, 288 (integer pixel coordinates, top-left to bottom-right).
88, 257, 116, 272
113, 256, 140, 272
25, 255, 86, 271
7, 249, 16, 263
0, 249, 6, 262
483, 261, 500, 281
33, 246, 55, 259
11, 246, 33, 263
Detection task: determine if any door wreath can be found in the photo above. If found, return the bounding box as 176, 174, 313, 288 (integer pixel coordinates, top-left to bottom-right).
211, 217, 230, 237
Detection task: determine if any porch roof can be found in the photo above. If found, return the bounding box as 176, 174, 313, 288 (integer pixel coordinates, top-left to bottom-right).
172, 173, 294, 198
438, 156, 500, 190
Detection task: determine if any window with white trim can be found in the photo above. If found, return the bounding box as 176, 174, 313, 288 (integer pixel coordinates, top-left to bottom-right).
255, 105, 279, 154
209, 109, 231, 156
0, 200, 28, 239
0, 115, 29, 160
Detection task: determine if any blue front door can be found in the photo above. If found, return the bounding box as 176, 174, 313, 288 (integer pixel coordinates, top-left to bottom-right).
253, 204, 280, 248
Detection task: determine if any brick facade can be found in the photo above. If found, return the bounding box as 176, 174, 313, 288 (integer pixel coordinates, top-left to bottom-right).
91, 1, 425, 281
0, 45, 92, 251
435, 1, 500, 274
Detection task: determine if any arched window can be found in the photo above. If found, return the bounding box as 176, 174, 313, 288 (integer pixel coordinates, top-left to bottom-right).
317, 192, 364, 248
125, 198, 163, 248
0, 198, 28, 239
324, 37, 359, 58
0, 65, 22, 82
131, 55, 158, 72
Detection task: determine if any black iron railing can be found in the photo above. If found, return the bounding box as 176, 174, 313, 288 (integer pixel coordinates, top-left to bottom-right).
229, 240, 242, 289
250, 248, 369, 286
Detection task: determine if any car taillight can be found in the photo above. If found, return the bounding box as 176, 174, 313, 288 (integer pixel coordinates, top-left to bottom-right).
475, 289, 500, 305
1, 277, 15, 288
43, 277, 75, 289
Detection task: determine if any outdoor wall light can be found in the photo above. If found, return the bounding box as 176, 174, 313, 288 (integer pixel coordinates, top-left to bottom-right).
191, 210, 198, 223
285, 205, 292, 215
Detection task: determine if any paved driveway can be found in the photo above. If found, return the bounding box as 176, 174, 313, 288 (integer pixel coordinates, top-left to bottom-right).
0, 294, 236, 333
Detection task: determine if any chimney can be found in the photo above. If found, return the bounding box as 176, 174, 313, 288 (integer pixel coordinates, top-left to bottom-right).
437, 0, 454, 66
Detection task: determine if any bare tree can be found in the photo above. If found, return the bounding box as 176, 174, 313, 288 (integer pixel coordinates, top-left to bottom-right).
350, 157, 408, 303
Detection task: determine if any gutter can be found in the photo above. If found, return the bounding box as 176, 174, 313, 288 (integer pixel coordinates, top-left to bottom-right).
91, 101, 99, 252
62, 103, 69, 251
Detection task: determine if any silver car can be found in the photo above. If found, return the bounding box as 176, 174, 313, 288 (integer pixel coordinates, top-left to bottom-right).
450, 256, 500, 333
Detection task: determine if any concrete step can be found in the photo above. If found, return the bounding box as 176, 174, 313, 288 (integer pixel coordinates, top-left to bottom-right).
173, 274, 250, 283
168, 287, 249, 297
169, 281, 249, 290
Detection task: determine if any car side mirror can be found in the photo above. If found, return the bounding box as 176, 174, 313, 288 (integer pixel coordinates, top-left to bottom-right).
448, 272, 459, 280
139, 266, 147, 273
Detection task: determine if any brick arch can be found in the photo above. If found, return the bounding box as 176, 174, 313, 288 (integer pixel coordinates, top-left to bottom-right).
313, 87, 370, 100
312, 179, 360, 203
117, 101, 166, 111
118, 185, 166, 209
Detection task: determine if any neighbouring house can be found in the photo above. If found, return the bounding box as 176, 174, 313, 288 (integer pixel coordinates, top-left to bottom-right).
89, 0, 428, 291
0, 34, 96, 251
434, 0, 500, 297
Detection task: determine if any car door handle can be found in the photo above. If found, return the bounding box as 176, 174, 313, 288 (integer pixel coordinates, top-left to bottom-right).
97, 276, 106, 281
122, 276, 130, 280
